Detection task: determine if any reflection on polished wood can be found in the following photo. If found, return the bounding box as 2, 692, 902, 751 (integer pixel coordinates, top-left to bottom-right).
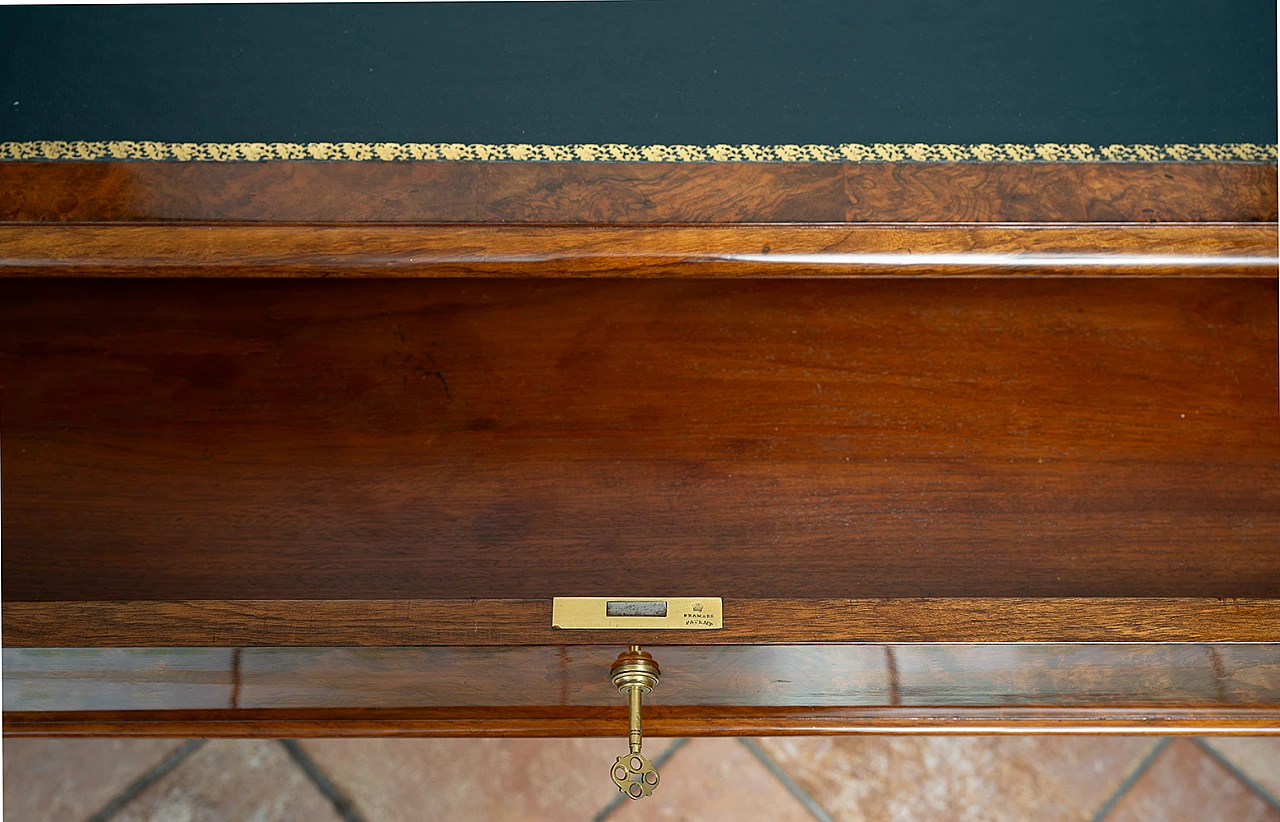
5, 644, 1278, 736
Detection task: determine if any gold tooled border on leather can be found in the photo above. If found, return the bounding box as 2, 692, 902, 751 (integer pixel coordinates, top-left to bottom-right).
0, 141, 1275, 162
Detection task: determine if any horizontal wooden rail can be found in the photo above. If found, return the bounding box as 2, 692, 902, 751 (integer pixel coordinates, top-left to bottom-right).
8, 706, 1280, 737
7, 599, 1279, 647
0, 223, 1276, 277
2, 162, 1275, 224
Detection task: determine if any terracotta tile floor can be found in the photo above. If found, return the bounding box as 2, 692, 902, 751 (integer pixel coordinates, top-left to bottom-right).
5, 736, 1278, 821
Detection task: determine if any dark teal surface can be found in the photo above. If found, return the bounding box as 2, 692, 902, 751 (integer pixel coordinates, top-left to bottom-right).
1, 1, 1275, 144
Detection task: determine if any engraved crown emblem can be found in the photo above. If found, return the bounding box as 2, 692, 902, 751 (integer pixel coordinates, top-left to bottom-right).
693, 603, 703, 612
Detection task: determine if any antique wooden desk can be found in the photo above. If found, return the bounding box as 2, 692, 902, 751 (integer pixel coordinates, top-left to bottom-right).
1, 1, 1277, 798
2, 157, 1277, 765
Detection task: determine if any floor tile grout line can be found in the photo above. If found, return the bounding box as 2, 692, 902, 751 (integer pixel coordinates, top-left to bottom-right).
1192, 738, 1280, 812
83, 739, 206, 822
1086, 737, 1170, 822
740, 738, 837, 822
279, 739, 368, 822
591, 738, 690, 822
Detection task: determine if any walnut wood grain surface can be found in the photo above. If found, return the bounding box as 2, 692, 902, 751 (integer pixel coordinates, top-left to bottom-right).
6, 600, 1279, 647
4, 278, 1276, 604
1, 162, 1275, 224
1, 223, 1275, 278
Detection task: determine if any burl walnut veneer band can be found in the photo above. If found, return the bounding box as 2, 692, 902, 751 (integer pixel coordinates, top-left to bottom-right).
1, 161, 1275, 224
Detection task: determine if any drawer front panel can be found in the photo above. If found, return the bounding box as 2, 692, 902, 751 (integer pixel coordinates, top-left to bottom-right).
3, 277, 1277, 603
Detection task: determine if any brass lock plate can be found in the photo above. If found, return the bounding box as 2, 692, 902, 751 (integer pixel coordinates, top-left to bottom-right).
552, 597, 722, 630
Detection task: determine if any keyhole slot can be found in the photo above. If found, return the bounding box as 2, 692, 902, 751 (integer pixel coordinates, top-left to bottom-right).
606, 601, 667, 617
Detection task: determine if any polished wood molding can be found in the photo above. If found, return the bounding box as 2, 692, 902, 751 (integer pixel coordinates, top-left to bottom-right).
7, 599, 1279, 647
0, 223, 1275, 278
1, 162, 1275, 224
8, 706, 1280, 737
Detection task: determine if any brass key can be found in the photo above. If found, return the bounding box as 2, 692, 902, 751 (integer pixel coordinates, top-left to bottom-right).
609, 645, 661, 800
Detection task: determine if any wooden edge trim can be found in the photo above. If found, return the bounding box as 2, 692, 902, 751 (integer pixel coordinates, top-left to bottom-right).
7, 706, 1280, 737
2, 162, 1275, 224
1, 223, 1275, 278
7, 598, 1279, 647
